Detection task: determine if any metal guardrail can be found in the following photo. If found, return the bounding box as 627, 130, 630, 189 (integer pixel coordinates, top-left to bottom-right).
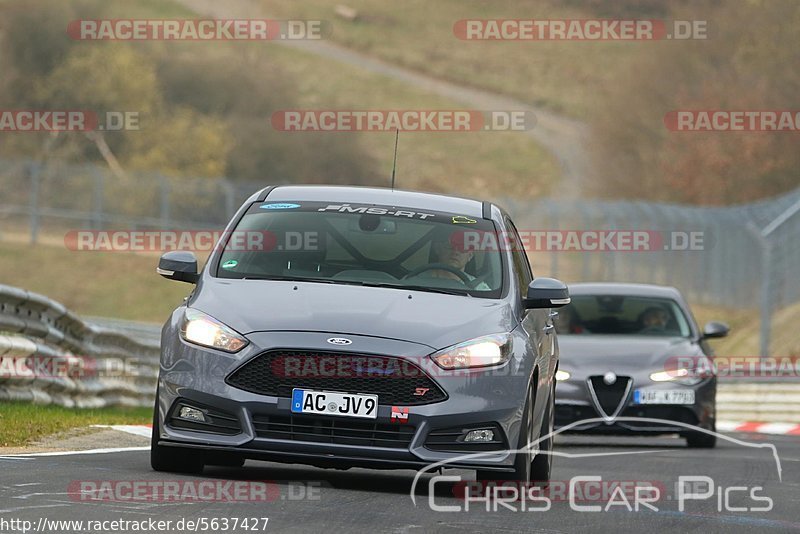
717, 382, 800, 423
0, 284, 160, 408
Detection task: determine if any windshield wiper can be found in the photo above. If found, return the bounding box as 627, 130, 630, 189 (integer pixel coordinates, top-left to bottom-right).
357, 282, 468, 296
239, 276, 468, 296
241, 275, 339, 284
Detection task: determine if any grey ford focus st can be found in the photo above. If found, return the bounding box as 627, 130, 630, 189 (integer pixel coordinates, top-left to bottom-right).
151, 185, 569, 484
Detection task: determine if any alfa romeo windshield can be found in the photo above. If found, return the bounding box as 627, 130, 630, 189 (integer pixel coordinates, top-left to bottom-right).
215, 201, 504, 298
555, 295, 692, 337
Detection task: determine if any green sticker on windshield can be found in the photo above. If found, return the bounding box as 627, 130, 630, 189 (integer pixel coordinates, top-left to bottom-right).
222, 260, 238, 269
452, 216, 477, 224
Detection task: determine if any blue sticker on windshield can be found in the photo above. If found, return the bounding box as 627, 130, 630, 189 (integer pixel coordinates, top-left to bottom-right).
260, 203, 301, 210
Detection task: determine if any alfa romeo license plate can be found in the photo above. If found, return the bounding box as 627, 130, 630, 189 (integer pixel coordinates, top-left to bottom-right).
633, 389, 695, 405
291, 389, 378, 419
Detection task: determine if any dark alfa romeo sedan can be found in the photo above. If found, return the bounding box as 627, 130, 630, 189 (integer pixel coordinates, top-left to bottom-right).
151, 185, 569, 483
553, 283, 729, 447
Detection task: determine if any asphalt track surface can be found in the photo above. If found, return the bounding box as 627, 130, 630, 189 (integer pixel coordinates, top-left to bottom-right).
1, 432, 797, 533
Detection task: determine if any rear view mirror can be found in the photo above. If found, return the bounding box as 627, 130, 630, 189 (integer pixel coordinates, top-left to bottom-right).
702, 321, 730, 339
157, 251, 199, 284
348, 214, 397, 234
524, 278, 570, 309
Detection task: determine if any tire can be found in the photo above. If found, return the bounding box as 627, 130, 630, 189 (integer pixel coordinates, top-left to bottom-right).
686, 431, 717, 448
476, 384, 538, 484
530, 382, 555, 484
150, 393, 205, 474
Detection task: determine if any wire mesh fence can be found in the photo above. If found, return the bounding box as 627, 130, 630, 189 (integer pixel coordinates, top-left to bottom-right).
1, 159, 798, 355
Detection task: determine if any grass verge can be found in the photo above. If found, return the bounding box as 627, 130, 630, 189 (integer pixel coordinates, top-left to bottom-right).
0, 402, 151, 447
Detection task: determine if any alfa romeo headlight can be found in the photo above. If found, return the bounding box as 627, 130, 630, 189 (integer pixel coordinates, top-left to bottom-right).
649, 367, 702, 386
556, 370, 571, 381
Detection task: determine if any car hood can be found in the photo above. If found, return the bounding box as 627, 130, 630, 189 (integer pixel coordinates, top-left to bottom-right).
558, 335, 702, 373
189, 278, 513, 350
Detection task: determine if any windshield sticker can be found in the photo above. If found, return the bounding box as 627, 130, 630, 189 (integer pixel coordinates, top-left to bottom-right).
260, 203, 301, 210
316, 204, 435, 220
452, 215, 477, 224
221, 259, 239, 269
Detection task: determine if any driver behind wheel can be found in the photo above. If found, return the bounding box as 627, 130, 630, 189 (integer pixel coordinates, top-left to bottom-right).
638, 306, 670, 333
428, 228, 491, 290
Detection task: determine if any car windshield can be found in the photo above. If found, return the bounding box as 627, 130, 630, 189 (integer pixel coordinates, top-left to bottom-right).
214, 200, 504, 298
554, 295, 692, 337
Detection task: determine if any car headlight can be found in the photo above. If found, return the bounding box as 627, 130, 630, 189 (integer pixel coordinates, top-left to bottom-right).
430, 333, 511, 370
180, 309, 248, 353
649, 368, 702, 386
555, 370, 571, 381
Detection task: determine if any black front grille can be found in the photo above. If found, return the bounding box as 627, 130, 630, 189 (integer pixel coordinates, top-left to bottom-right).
227, 350, 447, 405
252, 414, 415, 448
588, 376, 631, 417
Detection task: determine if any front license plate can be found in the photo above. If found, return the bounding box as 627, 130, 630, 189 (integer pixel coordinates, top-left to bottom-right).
634, 389, 695, 405
291, 389, 378, 419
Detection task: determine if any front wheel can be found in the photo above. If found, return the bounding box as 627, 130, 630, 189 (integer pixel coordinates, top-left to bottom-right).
530, 382, 555, 483
150, 394, 205, 474
476, 384, 543, 484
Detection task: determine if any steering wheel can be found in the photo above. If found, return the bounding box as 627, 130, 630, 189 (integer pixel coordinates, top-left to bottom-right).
402, 263, 472, 285
639, 325, 666, 334
464, 271, 491, 289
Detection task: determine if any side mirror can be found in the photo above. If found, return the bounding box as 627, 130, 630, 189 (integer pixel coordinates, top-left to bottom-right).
702, 321, 730, 339
524, 278, 570, 309
157, 251, 199, 284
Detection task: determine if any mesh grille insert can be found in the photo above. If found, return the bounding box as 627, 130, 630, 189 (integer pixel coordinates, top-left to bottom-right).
226, 350, 447, 406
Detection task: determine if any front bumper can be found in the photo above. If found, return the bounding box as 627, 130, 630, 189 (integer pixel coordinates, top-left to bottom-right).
156, 328, 531, 472
554, 376, 716, 434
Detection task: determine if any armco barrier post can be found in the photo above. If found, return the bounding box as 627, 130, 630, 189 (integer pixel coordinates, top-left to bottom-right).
28, 161, 41, 245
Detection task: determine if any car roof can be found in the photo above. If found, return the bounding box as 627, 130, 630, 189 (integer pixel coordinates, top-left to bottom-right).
258, 185, 487, 219
567, 282, 683, 299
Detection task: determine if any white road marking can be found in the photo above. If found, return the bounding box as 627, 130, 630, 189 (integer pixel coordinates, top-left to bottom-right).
758, 422, 799, 434
0, 446, 149, 458
0, 503, 71, 513
91, 424, 152, 438
718, 420, 800, 435
13, 492, 72, 500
